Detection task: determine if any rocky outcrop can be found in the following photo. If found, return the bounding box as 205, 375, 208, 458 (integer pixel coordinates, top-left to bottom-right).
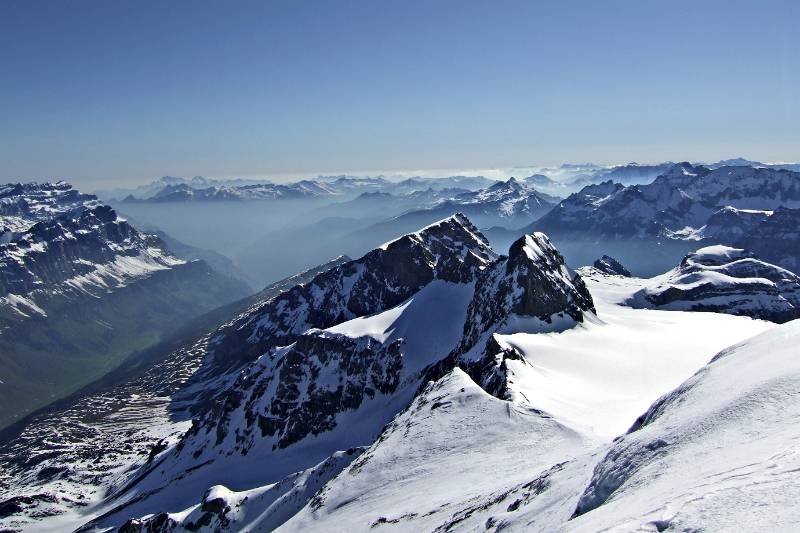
194, 332, 403, 454
449, 232, 596, 398
630, 246, 800, 323
457, 232, 595, 359
592, 255, 631, 277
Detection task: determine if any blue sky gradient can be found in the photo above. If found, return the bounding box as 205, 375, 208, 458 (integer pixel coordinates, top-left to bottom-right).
1, 0, 798, 188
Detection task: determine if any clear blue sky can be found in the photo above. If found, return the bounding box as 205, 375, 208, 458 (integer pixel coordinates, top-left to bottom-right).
1, 0, 798, 188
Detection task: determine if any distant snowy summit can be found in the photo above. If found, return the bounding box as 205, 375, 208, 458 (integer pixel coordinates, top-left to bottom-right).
629, 245, 800, 323
122, 180, 340, 202
534, 162, 800, 242
111, 174, 499, 203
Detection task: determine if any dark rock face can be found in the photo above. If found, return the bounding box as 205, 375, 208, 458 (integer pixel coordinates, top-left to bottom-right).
0, 493, 57, 519
209, 213, 496, 370
464, 335, 524, 400
457, 232, 595, 357
634, 246, 800, 323
190, 332, 403, 455
701, 206, 769, 243
592, 255, 631, 277
736, 207, 800, 275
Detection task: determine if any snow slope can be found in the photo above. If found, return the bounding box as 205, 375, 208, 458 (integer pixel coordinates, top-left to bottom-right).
276, 274, 774, 532
280, 368, 592, 532
495, 270, 773, 437
571, 319, 800, 532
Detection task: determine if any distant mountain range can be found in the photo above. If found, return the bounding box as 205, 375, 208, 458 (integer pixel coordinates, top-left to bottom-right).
102, 174, 499, 203
0, 182, 251, 428
488, 162, 800, 275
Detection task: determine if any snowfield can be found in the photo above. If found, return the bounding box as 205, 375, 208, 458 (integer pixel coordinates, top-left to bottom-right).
569, 319, 800, 532
495, 271, 773, 436
274, 273, 779, 532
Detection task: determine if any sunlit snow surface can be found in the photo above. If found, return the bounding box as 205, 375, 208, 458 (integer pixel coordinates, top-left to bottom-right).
277, 273, 778, 532
327, 280, 474, 378
2, 272, 783, 532
497, 271, 773, 436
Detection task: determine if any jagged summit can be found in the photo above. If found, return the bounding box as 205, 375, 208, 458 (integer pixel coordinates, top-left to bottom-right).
206, 213, 497, 370
380, 212, 492, 252
62, 218, 600, 531
452, 232, 596, 397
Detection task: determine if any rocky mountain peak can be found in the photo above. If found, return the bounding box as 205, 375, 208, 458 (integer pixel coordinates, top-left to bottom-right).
593, 255, 631, 276
457, 232, 596, 360
208, 213, 497, 369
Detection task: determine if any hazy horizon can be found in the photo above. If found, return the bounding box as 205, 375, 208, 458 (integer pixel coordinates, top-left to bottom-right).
2, 0, 797, 190
13, 154, 800, 192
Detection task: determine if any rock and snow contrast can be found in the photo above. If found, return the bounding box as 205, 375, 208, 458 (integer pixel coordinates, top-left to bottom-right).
1, 208, 795, 532
591, 255, 631, 277
0, 182, 251, 428
476, 161, 800, 276
534, 163, 800, 242
628, 245, 800, 322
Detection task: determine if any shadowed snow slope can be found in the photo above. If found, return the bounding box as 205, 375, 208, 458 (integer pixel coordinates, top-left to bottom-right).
278, 368, 591, 532
571, 319, 800, 532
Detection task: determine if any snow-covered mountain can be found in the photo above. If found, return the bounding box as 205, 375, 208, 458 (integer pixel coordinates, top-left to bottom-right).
347, 178, 559, 249
735, 206, 800, 274
592, 255, 631, 276
534, 163, 800, 242
448, 177, 559, 219
1, 210, 796, 532
0, 182, 251, 428
627, 245, 800, 323
123, 180, 340, 202
482, 163, 800, 276
567, 162, 675, 188
111, 175, 497, 204
389, 175, 497, 193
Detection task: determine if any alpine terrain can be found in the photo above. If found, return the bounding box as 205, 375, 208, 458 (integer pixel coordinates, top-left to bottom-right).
0, 182, 251, 428
1, 208, 794, 532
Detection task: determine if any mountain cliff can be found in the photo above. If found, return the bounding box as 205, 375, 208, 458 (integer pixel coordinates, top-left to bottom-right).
0, 182, 251, 428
